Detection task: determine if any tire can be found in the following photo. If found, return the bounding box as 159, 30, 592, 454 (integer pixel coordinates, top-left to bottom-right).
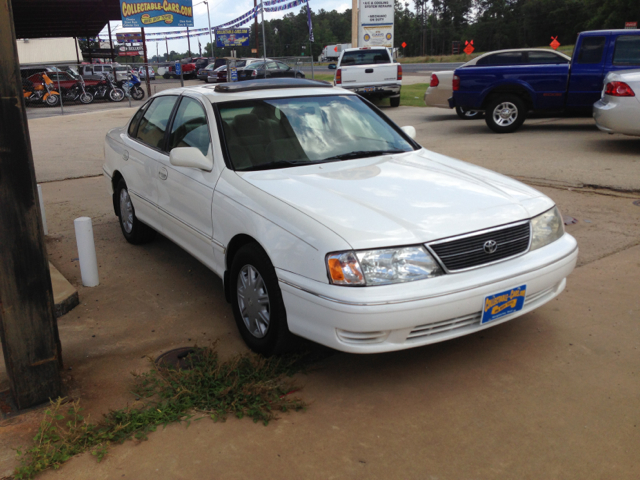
485, 94, 527, 133
390, 96, 400, 108
45, 94, 60, 107
163, 73, 170, 79
455, 106, 483, 120
132, 87, 145, 101
230, 243, 294, 356
109, 88, 125, 102
79, 92, 93, 104
115, 179, 156, 245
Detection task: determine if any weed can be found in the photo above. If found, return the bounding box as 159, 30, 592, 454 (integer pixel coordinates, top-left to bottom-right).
14, 345, 307, 479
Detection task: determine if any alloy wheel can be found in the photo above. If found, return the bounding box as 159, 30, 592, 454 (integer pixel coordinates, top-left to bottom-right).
236, 265, 271, 338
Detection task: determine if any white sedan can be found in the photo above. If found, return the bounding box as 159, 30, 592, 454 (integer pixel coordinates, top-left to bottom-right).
103, 78, 577, 355
593, 69, 640, 137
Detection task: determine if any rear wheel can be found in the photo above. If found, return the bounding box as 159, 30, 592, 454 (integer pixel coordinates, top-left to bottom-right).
485, 94, 527, 133
109, 88, 124, 102
132, 87, 145, 101
455, 106, 482, 120
390, 96, 400, 108
230, 243, 294, 356
115, 179, 156, 244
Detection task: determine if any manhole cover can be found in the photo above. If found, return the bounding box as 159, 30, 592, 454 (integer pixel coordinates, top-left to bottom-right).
563, 216, 578, 225
155, 347, 202, 370
633, 200, 640, 207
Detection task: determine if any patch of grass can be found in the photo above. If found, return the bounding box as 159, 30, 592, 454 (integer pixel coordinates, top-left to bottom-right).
400, 83, 428, 107
14, 345, 308, 479
309, 72, 335, 83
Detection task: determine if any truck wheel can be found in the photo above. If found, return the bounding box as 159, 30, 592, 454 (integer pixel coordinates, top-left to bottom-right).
485, 94, 527, 133
390, 97, 400, 108
455, 106, 483, 120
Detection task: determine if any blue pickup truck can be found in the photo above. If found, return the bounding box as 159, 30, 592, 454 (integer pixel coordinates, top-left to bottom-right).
449, 30, 640, 133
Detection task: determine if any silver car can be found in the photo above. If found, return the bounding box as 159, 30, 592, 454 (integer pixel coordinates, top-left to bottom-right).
593, 69, 640, 137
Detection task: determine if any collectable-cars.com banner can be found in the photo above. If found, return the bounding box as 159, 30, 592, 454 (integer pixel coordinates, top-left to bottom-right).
215, 29, 251, 47
120, 0, 194, 28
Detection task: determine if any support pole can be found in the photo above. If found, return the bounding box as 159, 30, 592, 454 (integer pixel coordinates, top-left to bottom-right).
254, 0, 259, 54
107, 21, 115, 63
187, 26, 191, 56
351, 0, 357, 48
74, 36, 81, 64
0, 0, 62, 410
166, 37, 169, 61
259, 1, 267, 63
205, 0, 213, 58
141, 28, 151, 98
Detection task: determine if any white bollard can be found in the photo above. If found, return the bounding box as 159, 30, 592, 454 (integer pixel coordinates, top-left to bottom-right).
74, 217, 99, 287
37, 184, 48, 235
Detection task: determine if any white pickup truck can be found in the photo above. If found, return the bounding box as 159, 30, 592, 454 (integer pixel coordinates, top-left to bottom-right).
333, 47, 402, 107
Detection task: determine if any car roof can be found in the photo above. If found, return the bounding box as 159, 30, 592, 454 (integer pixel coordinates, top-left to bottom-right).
152, 78, 355, 104
464, 48, 571, 66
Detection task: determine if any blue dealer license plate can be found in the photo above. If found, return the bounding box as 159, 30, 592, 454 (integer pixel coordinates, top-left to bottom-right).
481, 285, 527, 324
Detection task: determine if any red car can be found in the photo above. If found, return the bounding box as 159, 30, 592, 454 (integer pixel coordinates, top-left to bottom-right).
27, 71, 100, 90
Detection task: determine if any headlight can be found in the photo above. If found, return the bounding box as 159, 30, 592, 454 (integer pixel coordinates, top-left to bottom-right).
530, 206, 564, 251
327, 246, 443, 286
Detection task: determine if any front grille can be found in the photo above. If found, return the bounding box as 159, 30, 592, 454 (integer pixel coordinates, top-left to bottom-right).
408, 313, 481, 340
429, 222, 530, 272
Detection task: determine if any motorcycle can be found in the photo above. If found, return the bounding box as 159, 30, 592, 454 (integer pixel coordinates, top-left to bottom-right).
61, 76, 94, 104
87, 73, 125, 102
23, 72, 60, 107
120, 73, 145, 101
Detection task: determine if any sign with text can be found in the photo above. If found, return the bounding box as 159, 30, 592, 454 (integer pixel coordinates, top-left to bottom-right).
359, 0, 394, 48
215, 28, 250, 47
120, 0, 194, 28
625, 22, 637, 29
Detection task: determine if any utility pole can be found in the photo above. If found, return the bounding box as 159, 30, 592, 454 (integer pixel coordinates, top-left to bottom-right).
259, 0, 266, 63
107, 22, 115, 62
166, 36, 169, 61
187, 26, 191, 56
205, 0, 214, 58
141, 28, 151, 98
351, 0, 357, 48
0, 0, 62, 410
254, 0, 259, 54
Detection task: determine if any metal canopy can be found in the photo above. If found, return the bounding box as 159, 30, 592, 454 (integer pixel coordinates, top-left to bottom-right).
12, 0, 121, 39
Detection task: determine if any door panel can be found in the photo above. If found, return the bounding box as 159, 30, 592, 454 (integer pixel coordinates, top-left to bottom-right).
567, 36, 607, 107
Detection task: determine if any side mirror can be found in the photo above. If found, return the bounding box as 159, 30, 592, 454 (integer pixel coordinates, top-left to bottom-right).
169, 147, 213, 171
401, 126, 416, 140
328, 64, 337, 70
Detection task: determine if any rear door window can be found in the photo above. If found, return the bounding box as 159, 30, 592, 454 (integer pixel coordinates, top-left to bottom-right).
477, 52, 525, 66
613, 35, 640, 65
527, 51, 570, 64
135, 96, 179, 150
576, 36, 606, 64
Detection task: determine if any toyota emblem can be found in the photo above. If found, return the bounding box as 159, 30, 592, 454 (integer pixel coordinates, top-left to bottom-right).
483, 240, 498, 254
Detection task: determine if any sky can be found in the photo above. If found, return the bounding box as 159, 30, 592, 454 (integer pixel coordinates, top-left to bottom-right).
99, 0, 359, 57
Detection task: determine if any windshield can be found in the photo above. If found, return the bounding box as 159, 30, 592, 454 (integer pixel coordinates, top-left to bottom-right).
218, 95, 416, 171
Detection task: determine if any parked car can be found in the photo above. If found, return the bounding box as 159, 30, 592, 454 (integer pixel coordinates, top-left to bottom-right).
450, 30, 640, 133
334, 47, 402, 107
206, 65, 227, 83
593, 69, 640, 137
80, 63, 130, 82
237, 60, 306, 81
425, 49, 571, 119
103, 78, 577, 356
136, 67, 156, 80
27, 71, 100, 91
198, 59, 226, 81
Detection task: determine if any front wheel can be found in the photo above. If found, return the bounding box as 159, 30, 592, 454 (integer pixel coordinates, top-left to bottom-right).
132, 87, 145, 101
390, 96, 400, 108
45, 94, 60, 107
80, 92, 94, 104
455, 106, 483, 120
115, 179, 156, 245
109, 88, 125, 102
230, 243, 294, 356
485, 94, 527, 133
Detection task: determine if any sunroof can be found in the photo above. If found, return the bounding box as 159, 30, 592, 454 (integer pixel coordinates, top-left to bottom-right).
210, 78, 333, 93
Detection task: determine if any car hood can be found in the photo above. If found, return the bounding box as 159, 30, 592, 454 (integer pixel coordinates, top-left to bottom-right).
238, 149, 553, 249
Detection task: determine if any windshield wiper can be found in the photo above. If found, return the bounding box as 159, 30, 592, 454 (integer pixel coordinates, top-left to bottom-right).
240, 159, 326, 171
321, 150, 408, 161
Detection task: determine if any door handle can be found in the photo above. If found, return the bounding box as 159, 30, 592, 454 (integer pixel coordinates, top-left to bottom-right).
158, 167, 168, 180
365, 68, 374, 73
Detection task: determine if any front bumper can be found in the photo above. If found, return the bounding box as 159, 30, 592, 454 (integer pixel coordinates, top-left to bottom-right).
341, 83, 401, 98
278, 233, 578, 353
593, 96, 640, 137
